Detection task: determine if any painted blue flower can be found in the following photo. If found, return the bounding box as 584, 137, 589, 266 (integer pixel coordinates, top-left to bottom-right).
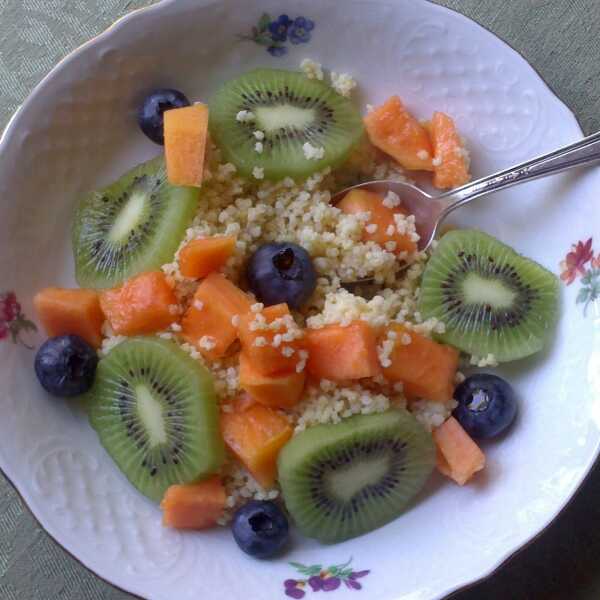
268, 14, 292, 42
267, 45, 288, 57
289, 17, 315, 45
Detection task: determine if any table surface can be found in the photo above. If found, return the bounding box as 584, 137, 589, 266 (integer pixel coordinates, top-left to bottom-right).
1, 1, 600, 598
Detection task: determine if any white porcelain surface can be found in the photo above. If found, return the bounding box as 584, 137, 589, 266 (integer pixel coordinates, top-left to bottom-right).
1, 1, 599, 599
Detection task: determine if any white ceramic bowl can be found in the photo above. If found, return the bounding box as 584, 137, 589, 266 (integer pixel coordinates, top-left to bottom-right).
1, 1, 599, 599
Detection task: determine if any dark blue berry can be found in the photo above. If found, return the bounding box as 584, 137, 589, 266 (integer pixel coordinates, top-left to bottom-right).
246, 242, 316, 310
34, 335, 98, 397
453, 374, 517, 439
232, 500, 289, 559
138, 89, 190, 145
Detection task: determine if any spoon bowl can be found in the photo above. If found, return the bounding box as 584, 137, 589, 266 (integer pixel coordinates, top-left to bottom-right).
333, 129, 600, 253
332, 180, 444, 251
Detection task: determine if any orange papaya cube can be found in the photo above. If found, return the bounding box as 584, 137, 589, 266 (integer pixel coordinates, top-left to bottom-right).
161, 476, 226, 529
238, 304, 304, 375
34, 287, 104, 349
381, 324, 459, 402
179, 236, 236, 279
221, 403, 293, 488
239, 352, 306, 409
364, 96, 434, 171
433, 417, 485, 485
181, 273, 252, 360
429, 111, 471, 189
99, 271, 177, 336
305, 321, 381, 381
337, 188, 418, 255
164, 103, 209, 187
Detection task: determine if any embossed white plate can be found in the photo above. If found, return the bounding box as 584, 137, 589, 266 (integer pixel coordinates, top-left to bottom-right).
1, 1, 599, 599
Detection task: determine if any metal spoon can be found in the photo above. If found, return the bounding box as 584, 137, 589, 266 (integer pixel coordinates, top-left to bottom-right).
333, 130, 600, 253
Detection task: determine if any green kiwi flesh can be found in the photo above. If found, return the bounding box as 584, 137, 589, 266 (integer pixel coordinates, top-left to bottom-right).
87, 337, 224, 502
277, 410, 435, 543
208, 68, 364, 180
419, 229, 559, 362
72, 156, 198, 289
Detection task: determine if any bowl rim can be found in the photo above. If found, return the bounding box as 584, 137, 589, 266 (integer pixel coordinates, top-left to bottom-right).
0, 1, 590, 599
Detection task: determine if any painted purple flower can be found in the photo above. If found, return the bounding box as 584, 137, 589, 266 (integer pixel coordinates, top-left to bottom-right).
289, 17, 315, 44
350, 570, 370, 579
308, 575, 323, 591
322, 577, 341, 591
268, 14, 292, 42
284, 579, 306, 599
345, 579, 362, 590
267, 45, 288, 57
343, 570, 370, 591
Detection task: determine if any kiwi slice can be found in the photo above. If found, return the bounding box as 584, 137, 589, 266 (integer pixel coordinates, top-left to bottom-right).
72, 156, 198, 288
277, 410, 435, 543
208, 68, 364, 180
87, 337, 224, 502
420, 229, 559, 362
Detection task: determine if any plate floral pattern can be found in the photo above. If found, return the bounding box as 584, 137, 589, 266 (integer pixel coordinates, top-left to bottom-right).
0, 291, 36, 347
560, 238, 600, 315
284, 558, 369, 598
238, 13, 315, 56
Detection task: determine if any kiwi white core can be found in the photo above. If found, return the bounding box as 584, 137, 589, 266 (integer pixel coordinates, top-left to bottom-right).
325, 455, 390, 502
135, 384, 167, 446
108, 189, 146, 243
254, 104, 316, 133
462, 273, 516, 308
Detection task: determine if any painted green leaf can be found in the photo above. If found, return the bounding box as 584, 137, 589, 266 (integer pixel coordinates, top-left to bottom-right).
254, 34, 273, 46
20, 319, 38, 332
577, 286, 591, 304
258, 13, 272, 32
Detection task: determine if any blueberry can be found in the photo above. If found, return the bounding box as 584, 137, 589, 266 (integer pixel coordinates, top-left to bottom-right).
232, 500, 289, 559
138, 89, 190, 145
453, 374, 517, 439
246, 242, 317, 310
34, 335, 98, 397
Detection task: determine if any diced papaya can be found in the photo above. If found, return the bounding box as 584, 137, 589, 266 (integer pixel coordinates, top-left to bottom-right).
164, 103, 209, 187
433, 417, 485, 485
181, 273, 252, 359
34, 287, 104, 349
364, 96, 434, 171
99, 271, 177, 336
179, 236, 236, 279
161, 476, 225, 529
221, 403, 292, 488
382, 324, 459, 402
238, 304, 304, 376
428, 112, 471, 190
305, 321, 380, 381
239, 353, 306, 409
337, 188, 417, 255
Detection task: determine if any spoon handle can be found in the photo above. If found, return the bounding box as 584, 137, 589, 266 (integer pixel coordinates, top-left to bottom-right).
438, 129, 600, 218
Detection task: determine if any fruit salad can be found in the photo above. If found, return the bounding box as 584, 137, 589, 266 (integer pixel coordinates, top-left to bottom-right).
32, 63, 559, 557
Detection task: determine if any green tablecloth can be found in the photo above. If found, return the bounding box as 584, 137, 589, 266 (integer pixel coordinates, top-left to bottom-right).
1, 1, 599, 598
